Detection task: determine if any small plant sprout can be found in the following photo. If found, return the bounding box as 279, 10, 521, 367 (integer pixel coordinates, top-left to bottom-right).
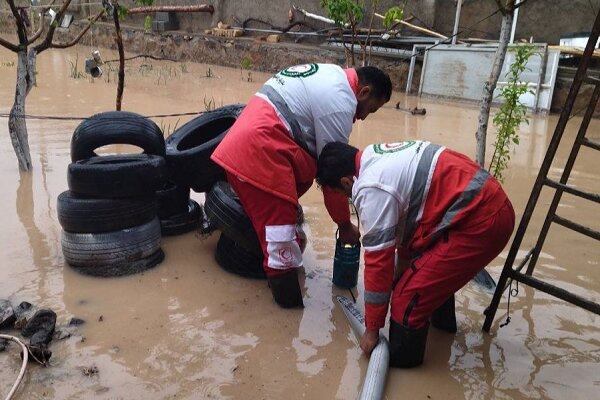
489, 44, 537, 183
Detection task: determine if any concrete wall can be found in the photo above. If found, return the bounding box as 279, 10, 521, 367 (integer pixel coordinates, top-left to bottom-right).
435, 0, 600, 44
5, 1, 598, 44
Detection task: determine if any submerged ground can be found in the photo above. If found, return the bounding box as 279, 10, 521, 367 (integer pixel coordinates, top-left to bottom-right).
0, 45, 599, 399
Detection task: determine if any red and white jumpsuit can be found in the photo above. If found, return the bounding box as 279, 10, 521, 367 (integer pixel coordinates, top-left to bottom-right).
211, 64, 358, 277
353, 141, 515, 330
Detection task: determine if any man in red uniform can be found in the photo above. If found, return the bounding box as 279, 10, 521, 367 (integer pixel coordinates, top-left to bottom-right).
211, 64, 392, 308
316, 140, 515, 367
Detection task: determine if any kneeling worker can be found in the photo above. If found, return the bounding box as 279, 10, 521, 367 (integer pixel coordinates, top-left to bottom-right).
211, 64, 392, 308
316, 140, 515, 367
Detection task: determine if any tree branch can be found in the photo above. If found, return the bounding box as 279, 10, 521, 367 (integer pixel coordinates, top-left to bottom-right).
48, 10, 105, 49
7, 0, 28, 44
0, 36, 19, 52
112, 0, 125, 111
34, 0, 73, 53
26, 7, 50, 46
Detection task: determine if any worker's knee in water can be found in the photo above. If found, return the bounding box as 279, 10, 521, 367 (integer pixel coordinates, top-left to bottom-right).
267, 268, 304, 309
388, 319, 429, 368
430, 294, 457, 333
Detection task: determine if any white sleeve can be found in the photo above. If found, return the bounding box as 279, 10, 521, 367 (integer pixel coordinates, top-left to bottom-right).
314, 111, 354, 157
354, 187, 403, 252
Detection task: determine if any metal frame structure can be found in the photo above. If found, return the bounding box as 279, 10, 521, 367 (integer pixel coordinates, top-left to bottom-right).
483, 9, 600, 332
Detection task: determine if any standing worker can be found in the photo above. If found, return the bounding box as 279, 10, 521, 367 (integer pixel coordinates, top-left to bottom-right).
316, 140, 515, 367
211, 63, 392, 308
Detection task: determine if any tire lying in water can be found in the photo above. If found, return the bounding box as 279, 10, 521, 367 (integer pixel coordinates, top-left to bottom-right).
67, 154, 166, 198
57, 191, 157, 233
215, 233, 266, 279
204, 181, 261, 257
62, 217, 163, 277
205, 181, 307, 257
70, 111, 166, 162
165, 104, 245, 193
160, 199, 201, 236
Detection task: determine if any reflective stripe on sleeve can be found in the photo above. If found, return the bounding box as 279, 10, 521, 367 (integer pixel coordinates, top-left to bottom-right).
365, 290, 391, 304
362, 225, 397, 248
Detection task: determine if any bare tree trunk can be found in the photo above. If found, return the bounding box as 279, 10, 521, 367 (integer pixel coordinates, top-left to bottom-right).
475, 10, 514, 167
9, 50, 34, 171
113, 1, 125, 111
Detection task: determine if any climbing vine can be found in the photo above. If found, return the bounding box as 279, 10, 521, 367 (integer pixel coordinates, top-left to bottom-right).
489, 44, 537, 182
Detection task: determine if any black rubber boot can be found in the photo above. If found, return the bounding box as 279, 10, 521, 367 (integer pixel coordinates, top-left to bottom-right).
388, 319, 429, 368
267, 269, 304, 309
430, 294, 457, 333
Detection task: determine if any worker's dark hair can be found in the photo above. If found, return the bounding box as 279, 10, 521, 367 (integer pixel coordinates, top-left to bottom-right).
316, 142, 359, 190
356, 66, 392, 102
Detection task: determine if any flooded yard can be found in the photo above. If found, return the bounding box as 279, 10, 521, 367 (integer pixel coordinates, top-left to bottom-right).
0, 44, 599, 400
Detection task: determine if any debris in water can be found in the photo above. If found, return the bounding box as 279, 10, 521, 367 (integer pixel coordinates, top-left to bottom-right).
82, 365, 99, 377
395, 102, 426, 115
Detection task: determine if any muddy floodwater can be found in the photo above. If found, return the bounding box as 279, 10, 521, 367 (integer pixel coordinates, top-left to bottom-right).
0, 44, 599, 400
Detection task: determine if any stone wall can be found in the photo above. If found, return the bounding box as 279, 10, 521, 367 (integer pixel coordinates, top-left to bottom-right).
2, 0, 599, 44
0, 14, 418, 93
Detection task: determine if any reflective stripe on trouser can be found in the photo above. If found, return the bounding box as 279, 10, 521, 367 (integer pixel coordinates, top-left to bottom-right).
390, 198, 515, 329
227, 172, 306, 277
266, 225, 303, 270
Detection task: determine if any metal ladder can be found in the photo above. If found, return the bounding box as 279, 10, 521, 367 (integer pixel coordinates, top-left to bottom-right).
483, 10, 600, 332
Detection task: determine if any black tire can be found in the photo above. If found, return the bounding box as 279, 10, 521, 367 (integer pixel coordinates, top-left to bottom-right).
205, 182, 307, 256
160, 199, 201, 236
57, 191, 157, 233
71, 249, 165, 278
61, 218, 162, 269
68, 154, 166, 198
71, 111, 165, 162
165, 104, 245, 193
156, 181, 190, 219
204, 181, 262, 256
215, 233, 266, 279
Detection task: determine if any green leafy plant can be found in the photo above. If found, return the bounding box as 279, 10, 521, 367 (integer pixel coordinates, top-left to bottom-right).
144, 15, 152, 33
320, 0, 363, 26
489, 44, 537, 182
320, 0, 364, 66
240, 58, 253, 70
383, 6, 403, 29
240, 58, 253, 82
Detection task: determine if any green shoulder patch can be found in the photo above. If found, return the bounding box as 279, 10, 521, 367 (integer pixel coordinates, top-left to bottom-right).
279, 63, 319, 78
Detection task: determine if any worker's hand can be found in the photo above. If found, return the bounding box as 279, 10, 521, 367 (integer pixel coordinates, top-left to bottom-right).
360, 329, 380, 357
338, 221, 360, 245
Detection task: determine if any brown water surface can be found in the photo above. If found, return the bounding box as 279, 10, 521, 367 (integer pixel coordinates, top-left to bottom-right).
0, 45, 598, 400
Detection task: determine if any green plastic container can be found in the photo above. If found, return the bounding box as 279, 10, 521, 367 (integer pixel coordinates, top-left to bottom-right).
332, 240, 361, 288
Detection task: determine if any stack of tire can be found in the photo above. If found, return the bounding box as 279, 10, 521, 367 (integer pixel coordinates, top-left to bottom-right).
164, 104, 246, 235
205, 181, 307, 279
58, 111, 167, 277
